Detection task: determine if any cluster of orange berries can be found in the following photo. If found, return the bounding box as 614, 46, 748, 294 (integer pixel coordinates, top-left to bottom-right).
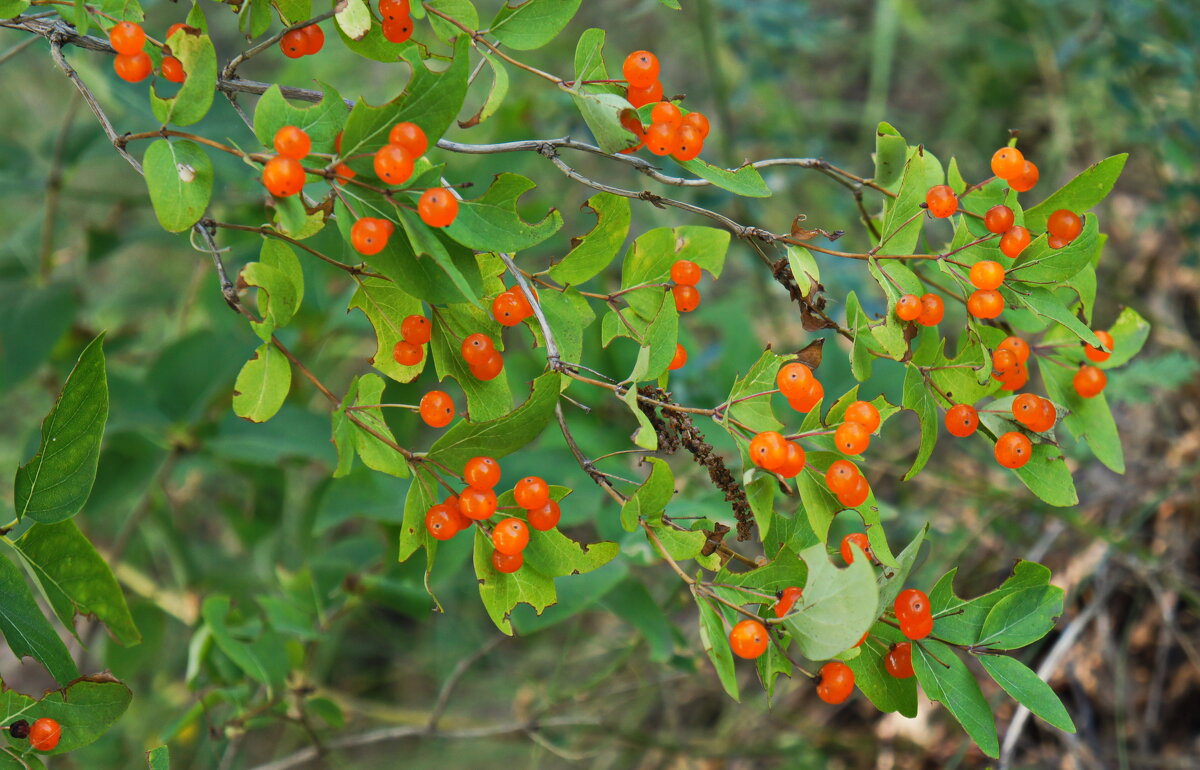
8, 718, 60, 751
262, 125, 312, 198
619, 51, 711, 161
424, 462, 560, 574
391, 313, 431, 367
379, 0, 415, 44
670, 259, 703, 313
279, 22, 326, 59
492, 286, 536, 327
894, 293, 945, 327
108, 20, 182, 83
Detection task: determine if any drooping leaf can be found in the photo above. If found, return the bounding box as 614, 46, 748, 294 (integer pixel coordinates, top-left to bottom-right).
879, 145, 942, 255
695, 594, 739, 701
15, 334, 108, 524
146, 745, 171, 770
677, 157, 771, 197
347, 278, 426, 383
1006, 286, 1101, 347
978, 654, 1075, 733
902, 365, 938, 479
459, 52, 509, 128
1011, 442, 1078, 507
427, 304, 512, 419
252, 82, 347, 154
473, 527, 555, 635
873, 122, 907, 190
912, 639, 999, 758
1041, 357, 1123, 473
143, 140, 213, 233
620, 458, 674, 531
201, 595, 289, 690
846, 622, 918, 716
0, 551, 80, 684
346, 374, 410, 478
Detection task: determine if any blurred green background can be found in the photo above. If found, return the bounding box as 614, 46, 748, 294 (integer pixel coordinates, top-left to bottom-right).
0, 0, 1197, 767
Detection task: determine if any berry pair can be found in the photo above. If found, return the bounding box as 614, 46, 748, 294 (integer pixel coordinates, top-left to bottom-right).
895, 293, 944, 327
670, 259, 703, 313
374, 121, 427, 186
262, 126, 312, 198
825, 460, 870, 508
984, 202, 1031, 261
492, 287, 535, 327
419, 389, 455, 427
990, 146, 1039, 193
894, 588, 932, 640
1046, 209, 1083, 249
748, 431, 806, 478
380, 0, 414, 43
8, 718, 60, 751
392, 314, 431, 366
839, 532, 873, 565
280, 23, 325, 59
109, 21, 153, 82
622, 50, 663, 108
461, 333, 504, 380
776, 361, 824, 413
834, 400, 879, 456
992, 335, 1031, 391
640, 102, 710, 163
1012, 393, 1057, 433
350, 217, 395, 255
967, 260, 1006, 319
489, 475, 558, 573
424, 495, 472, 541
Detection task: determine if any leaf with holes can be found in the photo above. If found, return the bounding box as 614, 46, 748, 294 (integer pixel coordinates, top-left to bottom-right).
550, 192, 631, 286
348, 278, 426, 383
150, 23, 216, 126
442, 173, 562, 252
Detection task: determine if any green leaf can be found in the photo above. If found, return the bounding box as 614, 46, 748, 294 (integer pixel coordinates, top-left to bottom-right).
877, 524, 928, 610
395, 207, 479, 307
272, 195, 326, 240
428, 373, 559, 467
1008, 215, 1100, 284
334, 0, 371, 39
1041, 358, 1123, 473
201, 595, 289, 689
845, 291, 874, 382
846, 622, 918, 716
347, 278, 426, 383
978, 654, 1075, 733
977, 585, 1063, 650
150, 27, 217, 126
241, 262, 299, 342
727, 350, 786, 433
398, 465, 440, 563
621, 226, 729, 319
873, 122, 907, 190
427, 304, 513, 420
442, 173, 563, 252
787, 245, 821, 297
929, 561, 1052, 645
744, 474, 775, 540
795, 464, 840, 544
879, 145, 942, 256
0, 674, 131, 754
549, 193, 631, 286
341, 38, 471, 158
1012, 443, 1078, 507
620, 458, 674, 531
1101, 305, 1150, 369
695, 594, 739, 701
15, 334, 108, 524
601, 579, 674, 662
1008, 286, 1101, 347
271, 0, 310, 24
621, 385, 658, 450
0, 282, 77, 393
473, 527, 554, 635
570, 88, 637, 154
782, 544, 879, 661
14, 520, 139, 646
1023, 154, 1128, 231
572, 27, 613, 85
459, 52, 508, 128
146, 745, 171, 770
912, 639, 999, 757
252, 82, 346, 154
677, 157, 771, 197
0, 550, 79, 684
902, 365, 938, 480
627, 293, 679, 382
143, 140, 213, 233
489, 0, 581, 49
0, 0, 31, 19
232, 344, 291, 423
537, 289, 595, 381
347, 374, 410, 477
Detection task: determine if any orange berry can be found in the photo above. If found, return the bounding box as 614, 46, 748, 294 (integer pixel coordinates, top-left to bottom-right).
350, 217, 389, 255
618, 111, 646, 154
626, 80, 663, 108
28, 717, 61, 752
262, 156, 305, 197
836, 474, 871, 508
843, 400, 881, 433
492, 549, 522, 573
1011, 393, 1042, 427
461, 333, 495, 366
527, 500, 561, 531
645, 122, 677, 156
1085, 330, 1114, 363
774, 586, 803, 618
895, 294, 922, 321
401, 314, 430, 345
895, 588, 930, 622
1046, 209, 1083, 241
419, 390, 455, 428
273, 125, 311, 160
418, 187, 459, 227
671, 259, 702, 286
514, 476, 550, 509
668, 343, 687, 371
425, 504, 459, 540
161, 56, 186, 83
1047, 235, 1070, 250
729, 619, 769, 659
824, 459, 859, 495
622, 50, 660, 89
469, 349, 504, 381
916, 293, 945, 327
1010, 160, 1040, 192
945, 404, 978, 437
967, 289, 1005, 319
650, 101, 682, 127
774, 440, 807, 479
840, 532, 871, 565
984, 205, 1015, 234
374, 144, 413, 185
999, 361, 1028, 391
300, 24, 325, 55
492, 291, 525, 327
681, 111, 710, 139
672, 125, 703, 161
999, 226, 1031, 259
969, 260, 1005, 290
998, 336, 1031, 363
1073, 364, 1107, 398
166, 23, 188, 39
749, 430, 788, 471
776, 362, 814, 399
672, 284, 700, 313
381, 16, 414, 44
279, 28, 307, 58
334, 163, 356, 185
924, 185, 958, 218
459, 486, 497, 520
492, 517, 530, 555
1028, 398, 1057, 433
900, 612, 933, 641
392, 340, 422, 366
388, 121, 428, 158
787, 380, 824, 413
108, 21, 145, 55
834, 421, 871, 456
816, 661, 855, 704
379, 0, 411, 22
994, 431, 1033, 469
463, 456, 501, 489
114, 51, 152, 82
991, 146, 1026, 180
885, 642, 915, 679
